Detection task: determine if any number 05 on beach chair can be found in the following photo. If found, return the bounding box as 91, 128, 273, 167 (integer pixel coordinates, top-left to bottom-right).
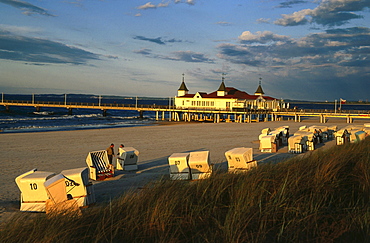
86, 150, 114, 180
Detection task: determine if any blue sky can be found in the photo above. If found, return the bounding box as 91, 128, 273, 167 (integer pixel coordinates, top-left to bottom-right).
0, 0, 369, 101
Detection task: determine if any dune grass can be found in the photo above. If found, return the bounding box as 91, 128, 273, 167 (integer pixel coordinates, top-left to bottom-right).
1, 138, 370, 242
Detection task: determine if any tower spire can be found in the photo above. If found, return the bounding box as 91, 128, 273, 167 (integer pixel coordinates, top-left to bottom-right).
217, 73, 227, 96
177, 73, 188, 97
255, 76, 265, 96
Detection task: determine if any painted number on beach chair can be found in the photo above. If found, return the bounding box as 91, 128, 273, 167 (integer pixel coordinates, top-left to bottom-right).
195, 165, 202, 168
174, 160, 181, 165
29, 183, 37, 190
65, 181, 76, 187
235, 157, 241, 162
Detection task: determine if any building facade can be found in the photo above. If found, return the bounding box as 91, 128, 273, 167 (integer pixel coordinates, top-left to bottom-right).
175, 77, 285, 111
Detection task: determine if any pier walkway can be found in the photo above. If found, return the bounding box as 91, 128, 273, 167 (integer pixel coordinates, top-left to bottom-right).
1, 100, 369, 123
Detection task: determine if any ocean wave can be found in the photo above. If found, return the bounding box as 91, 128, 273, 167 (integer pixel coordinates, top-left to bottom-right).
2, 120, 151, 133
33, 111, 54, 115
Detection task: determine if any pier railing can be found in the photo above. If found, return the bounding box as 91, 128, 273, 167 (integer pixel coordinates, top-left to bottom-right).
1, 99, 369, 123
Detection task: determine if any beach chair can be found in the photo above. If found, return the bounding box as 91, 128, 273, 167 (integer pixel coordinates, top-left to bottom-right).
348, 129, 365, 143
225, 147, 256, 173
15, 169, 56, 212
309, 126, 329, 141
363, 127, 370, 136
188, 151, 212, 180
335, 129, 350, 145
274, 126, 289, 145
288, 135, 307, 153
168, 153, 191, 180
116, 147, 139, 171
86, 150, 114, 180
259, 135, 277, 153
269, 130, 283, 147
327, 125, 338, 139
258, 128, 271, 140
354, 130, 367, 143
44, 174, 82, 216
294, 131, 315, 151
61, 167, 95, 207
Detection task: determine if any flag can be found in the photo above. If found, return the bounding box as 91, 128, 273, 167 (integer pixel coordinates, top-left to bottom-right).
340, 98, 346, 104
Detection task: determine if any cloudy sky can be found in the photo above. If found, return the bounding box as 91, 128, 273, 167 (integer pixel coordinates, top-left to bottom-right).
0, 0, 369, 101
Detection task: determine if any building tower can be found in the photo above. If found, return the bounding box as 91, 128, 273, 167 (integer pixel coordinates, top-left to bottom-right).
217, 73, 227, 97
254, 77, 265, 96
177, 73, 189, 97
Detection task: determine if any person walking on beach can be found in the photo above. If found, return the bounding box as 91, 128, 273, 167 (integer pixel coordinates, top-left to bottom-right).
106, 143, 115, 164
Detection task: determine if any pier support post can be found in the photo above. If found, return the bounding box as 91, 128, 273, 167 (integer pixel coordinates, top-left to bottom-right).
156, 111, 159, 121
5, 105, 10, 112
162, 111, 165, 120
102, 109, 107, 117
68, 108, 73, 115
139, 110, 144, 119
35, 106, 40, 112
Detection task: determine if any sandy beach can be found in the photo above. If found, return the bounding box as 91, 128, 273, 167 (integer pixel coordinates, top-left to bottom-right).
0, 119, 366, 223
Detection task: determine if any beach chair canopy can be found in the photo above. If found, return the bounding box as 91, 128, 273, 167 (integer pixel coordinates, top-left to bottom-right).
44, 174, 67, 204
188, 151, 210, 173
86, 150, 110, 173
168, 153, 190, 173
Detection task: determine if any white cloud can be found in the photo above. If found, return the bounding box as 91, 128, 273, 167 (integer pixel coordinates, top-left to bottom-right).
238, 31, 290, 44
137, 2, 157, 10
274, 0, 370, 26
274, 9, 312, 26
256, 18, 270, 24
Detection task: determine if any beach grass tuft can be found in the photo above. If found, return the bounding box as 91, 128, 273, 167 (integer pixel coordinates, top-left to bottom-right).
1, 138, 370, 242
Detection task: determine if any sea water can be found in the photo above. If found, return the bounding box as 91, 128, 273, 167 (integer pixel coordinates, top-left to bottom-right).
0, 94, 169, 133
1, 94, 369, 133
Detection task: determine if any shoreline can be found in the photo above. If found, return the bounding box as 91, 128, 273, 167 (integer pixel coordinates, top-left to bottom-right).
0, 119, 367, 224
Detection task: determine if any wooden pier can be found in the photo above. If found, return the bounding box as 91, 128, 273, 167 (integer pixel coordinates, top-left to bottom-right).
1, 99, 369, 123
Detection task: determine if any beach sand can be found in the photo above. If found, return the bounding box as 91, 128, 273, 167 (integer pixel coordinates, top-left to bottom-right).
0, 118, 366, 223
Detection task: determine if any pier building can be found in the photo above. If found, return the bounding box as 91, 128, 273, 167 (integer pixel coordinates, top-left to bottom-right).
174, 75, 285, 111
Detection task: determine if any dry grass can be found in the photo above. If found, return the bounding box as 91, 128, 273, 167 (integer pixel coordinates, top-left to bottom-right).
1, 138, 370, 242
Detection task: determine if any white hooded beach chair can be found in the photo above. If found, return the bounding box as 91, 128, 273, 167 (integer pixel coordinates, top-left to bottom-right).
258, 128, 271, 140
327, 125, 338, 139
309, 126, 329, 141
225, 147, 256, 172
86, 150, 114, 180
188, 151, 212, 180
15, 169, 56, 212
259, 135, 277, 153
354, 130, 367, 143
44, 174, 82, 216
168, 153, 191, 180
274, 126, 290, 145
61, 167, 95, 207
116, 147, 139, 171
288, 135, 307, 153
335, 129, 350, 145
294, 131, 315, 151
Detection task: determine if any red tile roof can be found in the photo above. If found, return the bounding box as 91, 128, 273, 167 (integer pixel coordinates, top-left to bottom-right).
178, 87, 276, 100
